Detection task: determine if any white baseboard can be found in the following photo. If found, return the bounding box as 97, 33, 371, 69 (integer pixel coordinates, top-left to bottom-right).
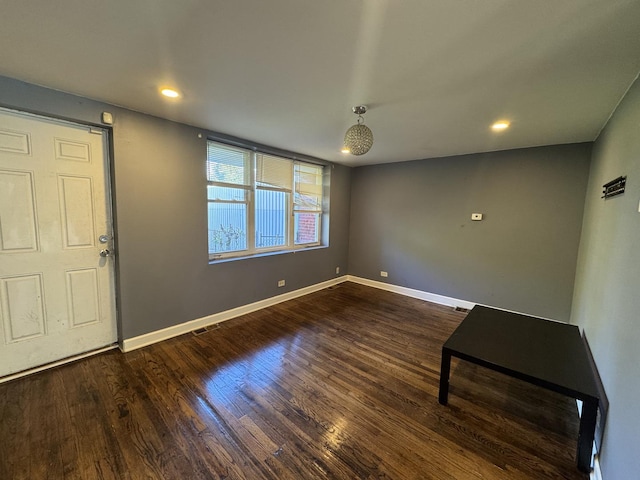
346, 275, 476, 310
121, 276, 348, 352
591, 455, 602, 480
121, 275, 479, 352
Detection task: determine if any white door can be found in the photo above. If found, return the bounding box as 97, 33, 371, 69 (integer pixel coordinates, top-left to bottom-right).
0, 108, 116, 377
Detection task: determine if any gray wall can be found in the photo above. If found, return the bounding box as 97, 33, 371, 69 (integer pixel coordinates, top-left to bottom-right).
571, 76, 640, 478
0, 76, 351, 340
348, 144, 592, 321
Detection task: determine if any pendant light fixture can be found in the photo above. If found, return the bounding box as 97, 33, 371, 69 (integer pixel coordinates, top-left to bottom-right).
343, 105, 373, 155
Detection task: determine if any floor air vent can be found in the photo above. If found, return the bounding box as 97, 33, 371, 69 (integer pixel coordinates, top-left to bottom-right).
191, 324, 220, 336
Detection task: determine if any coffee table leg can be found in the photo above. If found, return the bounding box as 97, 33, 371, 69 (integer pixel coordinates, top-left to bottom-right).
576, 398, 597, 473
439, 349, 451, 405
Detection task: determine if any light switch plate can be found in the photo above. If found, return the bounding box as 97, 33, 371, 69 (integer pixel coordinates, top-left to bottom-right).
471, 213, 483, 221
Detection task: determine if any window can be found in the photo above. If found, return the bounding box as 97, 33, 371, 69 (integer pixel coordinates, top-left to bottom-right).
207, 141, 325, 259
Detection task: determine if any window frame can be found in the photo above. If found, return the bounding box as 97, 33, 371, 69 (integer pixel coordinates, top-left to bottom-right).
207, 139, 326, 261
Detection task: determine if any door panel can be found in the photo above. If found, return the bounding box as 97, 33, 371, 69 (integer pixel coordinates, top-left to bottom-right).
0, 128, 31, 155
1, 274, 46, 342
0, 108, 116, 376
58, 175, 96, 248
0, 170, 39, 252
66, 268, 101, 327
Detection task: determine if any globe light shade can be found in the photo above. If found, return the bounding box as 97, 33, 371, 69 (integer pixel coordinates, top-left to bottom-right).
344, 123, 374, 156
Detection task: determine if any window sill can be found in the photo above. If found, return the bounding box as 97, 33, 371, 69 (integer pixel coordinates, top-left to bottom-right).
208, 245, 327, 264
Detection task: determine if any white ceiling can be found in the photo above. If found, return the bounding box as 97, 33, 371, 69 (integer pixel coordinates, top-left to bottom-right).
1, 0, 640, 166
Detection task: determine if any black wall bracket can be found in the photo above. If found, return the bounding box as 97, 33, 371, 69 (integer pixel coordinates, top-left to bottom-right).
601, 176, 626, 199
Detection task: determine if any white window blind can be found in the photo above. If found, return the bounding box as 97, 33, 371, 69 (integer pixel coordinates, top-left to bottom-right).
294, 163, 323, 210
256, 154, 292, 191
206, 143, 250, 187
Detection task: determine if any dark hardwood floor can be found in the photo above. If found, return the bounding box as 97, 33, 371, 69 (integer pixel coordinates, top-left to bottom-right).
0, 282, 588, 479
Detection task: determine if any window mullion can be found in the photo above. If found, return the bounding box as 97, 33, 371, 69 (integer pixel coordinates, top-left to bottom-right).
208, 180, 251, 190
288, 161, 294, 246
248, 152, 257, 253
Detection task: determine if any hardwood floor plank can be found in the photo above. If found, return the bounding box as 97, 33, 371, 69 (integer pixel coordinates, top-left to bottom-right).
0, 378, 30, 479
61, 360, 129, 480
0, 282, 589, 479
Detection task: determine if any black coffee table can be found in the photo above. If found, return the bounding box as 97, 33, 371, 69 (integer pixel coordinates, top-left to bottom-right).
438, 305, 599, 473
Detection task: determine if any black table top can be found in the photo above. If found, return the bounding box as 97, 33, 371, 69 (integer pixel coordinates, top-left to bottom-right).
444, 306, 599, 400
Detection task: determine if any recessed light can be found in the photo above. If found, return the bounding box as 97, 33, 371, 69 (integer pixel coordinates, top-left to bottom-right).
491, 121, 510, 131
341, 147, 350, 154
160, 88, 180, 98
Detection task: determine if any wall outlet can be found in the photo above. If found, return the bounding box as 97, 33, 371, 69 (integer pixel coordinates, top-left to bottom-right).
380, 271, 388, 277
471, 213, 483, 221
277, 280, 285, 287
336, 266, 340, 274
